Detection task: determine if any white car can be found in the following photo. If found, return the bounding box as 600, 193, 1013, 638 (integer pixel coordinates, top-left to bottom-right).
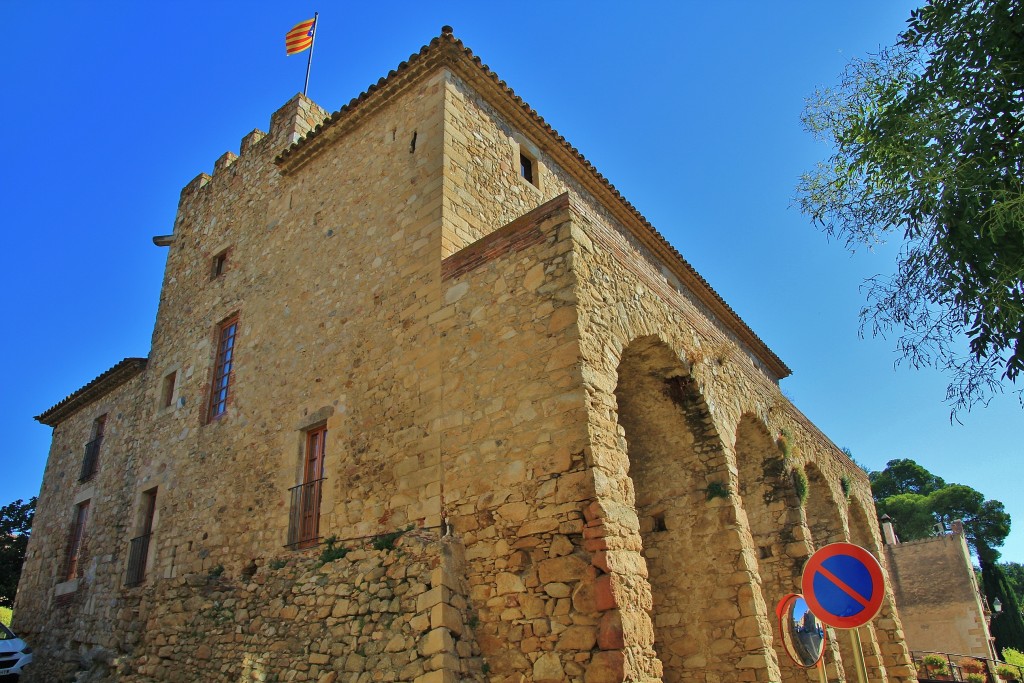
0, 624, 32, 679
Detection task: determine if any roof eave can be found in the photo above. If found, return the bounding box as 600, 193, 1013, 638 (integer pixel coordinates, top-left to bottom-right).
36, 358, 148, 427
274, 29, 791, 381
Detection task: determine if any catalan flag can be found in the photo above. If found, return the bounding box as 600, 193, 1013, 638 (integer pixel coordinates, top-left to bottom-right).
286, 16, 316, 55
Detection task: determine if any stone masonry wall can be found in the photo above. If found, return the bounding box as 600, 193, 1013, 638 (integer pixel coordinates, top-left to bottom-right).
885, 533, 992, 659
15, 371, 147, 682
439, 62, 913, 683
28, 532, 480, 683
437, 197, 604, 683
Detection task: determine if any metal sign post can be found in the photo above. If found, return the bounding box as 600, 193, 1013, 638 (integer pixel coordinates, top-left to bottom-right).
801, 543, 887, 683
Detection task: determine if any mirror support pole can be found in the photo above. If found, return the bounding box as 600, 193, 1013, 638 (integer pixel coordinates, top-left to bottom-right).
816, 657, 828, 683
850, 628, 869, 683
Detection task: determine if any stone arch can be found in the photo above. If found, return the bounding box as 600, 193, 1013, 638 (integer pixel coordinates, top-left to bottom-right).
849, 497, 915, 683
803, 463, 846, 549
735, 416, 811, 682
801, 462, 853, 681
612, 335, 777, 683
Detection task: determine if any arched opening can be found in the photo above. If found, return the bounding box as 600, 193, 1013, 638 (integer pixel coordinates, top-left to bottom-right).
614, 336, 773, 683
849, 499, 899, 683
735, 417, 809, 682
804, 464, 845, 549
803, 464, 854, 681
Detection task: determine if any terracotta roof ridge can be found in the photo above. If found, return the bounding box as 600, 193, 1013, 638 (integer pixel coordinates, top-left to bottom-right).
274, 27, 790, 379
36, 357, 148, 427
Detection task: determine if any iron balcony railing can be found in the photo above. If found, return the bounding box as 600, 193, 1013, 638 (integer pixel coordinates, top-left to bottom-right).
287, 478, 325, 548
79, 437, 102, 481
912, 650, 1024, 683
125, 533, 151, 587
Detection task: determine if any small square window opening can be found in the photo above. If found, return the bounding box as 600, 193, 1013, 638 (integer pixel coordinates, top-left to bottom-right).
161, 371, 177, 409
520, 152, 535, 186
211, 250, 228, 279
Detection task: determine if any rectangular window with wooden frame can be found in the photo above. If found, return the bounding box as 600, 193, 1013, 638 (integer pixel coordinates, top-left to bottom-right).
80, 414, 106, 482
65, 500, 90, 581
288, 425, 327, 549
207, 315, 239, 422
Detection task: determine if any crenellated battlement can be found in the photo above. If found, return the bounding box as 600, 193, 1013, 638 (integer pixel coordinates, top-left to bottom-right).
178, 93, 328, 203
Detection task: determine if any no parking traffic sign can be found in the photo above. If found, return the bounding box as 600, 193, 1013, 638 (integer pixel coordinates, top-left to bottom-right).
801, 542, 885, 629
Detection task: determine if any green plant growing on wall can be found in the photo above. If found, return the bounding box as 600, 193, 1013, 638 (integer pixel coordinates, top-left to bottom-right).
840, 474, 852, 499
319, 535, 350, 565
777, 429, 794, 461
793, 467, 809, 505
208, 564, 224, 578
269, 558, 287, 571
705, 481, 730, 501
372, 525, 413, 551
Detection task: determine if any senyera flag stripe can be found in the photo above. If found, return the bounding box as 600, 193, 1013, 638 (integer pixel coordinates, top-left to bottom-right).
286, 18, 316, 55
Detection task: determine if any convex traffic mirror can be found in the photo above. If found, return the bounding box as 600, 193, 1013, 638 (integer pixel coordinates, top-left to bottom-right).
777, 594, 826, 668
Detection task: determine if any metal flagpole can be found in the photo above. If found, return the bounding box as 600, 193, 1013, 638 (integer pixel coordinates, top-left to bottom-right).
303, 12, 319, 96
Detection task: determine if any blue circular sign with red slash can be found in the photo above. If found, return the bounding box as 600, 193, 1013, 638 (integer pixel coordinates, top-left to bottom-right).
801, 542, 885, 629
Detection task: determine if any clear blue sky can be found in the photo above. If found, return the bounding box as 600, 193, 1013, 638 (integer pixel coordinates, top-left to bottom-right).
1, 2, 1020, 562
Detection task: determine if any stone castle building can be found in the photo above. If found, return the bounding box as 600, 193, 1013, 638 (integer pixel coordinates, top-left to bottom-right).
16, 27, 916, 683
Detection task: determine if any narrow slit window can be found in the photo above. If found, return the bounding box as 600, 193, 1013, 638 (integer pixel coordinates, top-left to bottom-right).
208, 315, 239, 421
80, 414, 106, 482
65, 500, 90, 580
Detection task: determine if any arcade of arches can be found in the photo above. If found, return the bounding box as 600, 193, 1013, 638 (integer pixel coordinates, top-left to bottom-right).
582, 334, 916, 683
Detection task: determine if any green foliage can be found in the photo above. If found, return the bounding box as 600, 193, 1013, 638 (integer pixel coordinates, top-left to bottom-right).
792, 467, 809, 505
269, 558, 287, 571
777, 430, 794, 461
0, 606, 10, 626
0, 497, 35, 608
840, 474, 852, 499
798, 0, 1024, 413
319, 536, 350, 565
984, 560, 1024, 653
870, 459, 1010, 561
966, 673, 986, 683
870, 458, 946, 500
208, 564, 224, 578
372, 525, 413, 551
1003, 648, 1024, 668
876, 493, 937, 540
998, 664, 1020, 681
922, 654, 949, 673
1003, 563, 1024, 609
704, 482, 730, 501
